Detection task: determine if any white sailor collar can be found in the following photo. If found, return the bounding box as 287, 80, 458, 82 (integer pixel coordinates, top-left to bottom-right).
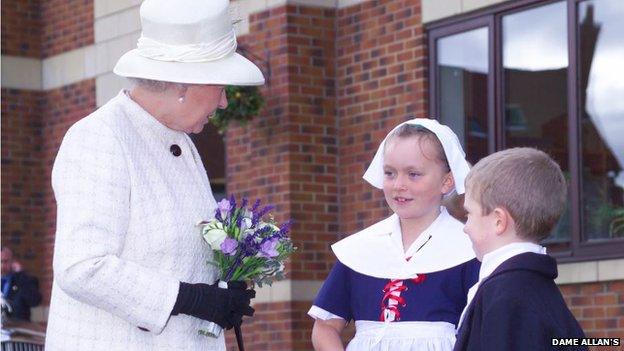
332, 207, 476, 279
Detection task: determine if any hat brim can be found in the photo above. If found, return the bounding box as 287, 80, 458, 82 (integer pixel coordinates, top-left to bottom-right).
113, 50, 265, 86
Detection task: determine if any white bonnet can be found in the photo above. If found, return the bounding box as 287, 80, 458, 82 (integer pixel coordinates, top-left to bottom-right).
362, 118, 471, 194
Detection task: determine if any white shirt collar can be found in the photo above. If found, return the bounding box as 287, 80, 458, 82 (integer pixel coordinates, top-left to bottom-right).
479, 242, 547, 281
457, 241, 546, 330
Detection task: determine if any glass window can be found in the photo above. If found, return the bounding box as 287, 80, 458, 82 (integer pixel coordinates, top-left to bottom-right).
436, 27, 489, 164
502, 1, 571, 245
579, 0, 624, 240
427, 0, 624, 260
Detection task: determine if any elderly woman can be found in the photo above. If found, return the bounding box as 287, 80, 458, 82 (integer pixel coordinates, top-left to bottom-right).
44, 0, 263, 350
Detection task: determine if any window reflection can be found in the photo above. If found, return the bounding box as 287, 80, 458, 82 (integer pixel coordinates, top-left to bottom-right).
437, 27, 489, 164
502, 1, 571, 245
579, 0, 624, 240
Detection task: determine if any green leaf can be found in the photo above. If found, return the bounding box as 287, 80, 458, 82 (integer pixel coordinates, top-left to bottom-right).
210, 86, 265, 134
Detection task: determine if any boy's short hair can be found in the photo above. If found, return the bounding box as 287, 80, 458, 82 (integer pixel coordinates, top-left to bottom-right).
465, 147, 567, 242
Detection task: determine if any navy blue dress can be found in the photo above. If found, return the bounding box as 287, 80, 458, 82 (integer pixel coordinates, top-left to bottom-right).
314, 258, 480, 325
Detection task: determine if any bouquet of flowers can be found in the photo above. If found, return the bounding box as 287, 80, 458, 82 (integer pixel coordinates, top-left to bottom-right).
197, 196, 296, 347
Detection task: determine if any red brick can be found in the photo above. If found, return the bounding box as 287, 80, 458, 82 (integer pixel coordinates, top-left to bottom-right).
606, 306, 624, 318
41, 0, 93, 57
607, 281, 624, 293
595, 319, 619, 330
580, 319, 595, 331
581, 283, 606, 295
595, 293, 619, 305
571, 296, 595, 306
583, 307, 606, 318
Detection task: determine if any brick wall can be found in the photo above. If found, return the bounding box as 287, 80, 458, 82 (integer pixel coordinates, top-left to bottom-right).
223, 301, 312, 350
561, 281, 624, 351
1, 89, 46, 276
337, 0, 428, 235
1, 0, 93, 58
224, 4, 338, 349
40, 0, 94, 57
1, 0, 42, 57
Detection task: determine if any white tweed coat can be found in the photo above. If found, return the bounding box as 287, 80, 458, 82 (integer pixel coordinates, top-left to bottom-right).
45, 91, 223, 350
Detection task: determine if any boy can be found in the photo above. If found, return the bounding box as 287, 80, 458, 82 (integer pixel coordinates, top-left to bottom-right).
454, 147, 586, 351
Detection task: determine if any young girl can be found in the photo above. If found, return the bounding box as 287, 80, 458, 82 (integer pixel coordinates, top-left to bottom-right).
309, 118, 479, 351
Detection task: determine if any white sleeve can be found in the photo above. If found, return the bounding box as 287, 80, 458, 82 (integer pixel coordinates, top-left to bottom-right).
51, 119, 179, 334
308, 305, 346, 321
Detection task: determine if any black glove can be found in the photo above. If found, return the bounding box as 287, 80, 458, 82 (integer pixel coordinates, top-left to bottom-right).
222, 281, 254, 328
171, 281, 255, 330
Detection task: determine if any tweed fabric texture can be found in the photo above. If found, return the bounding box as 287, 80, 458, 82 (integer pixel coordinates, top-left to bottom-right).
45, 91, 222, 350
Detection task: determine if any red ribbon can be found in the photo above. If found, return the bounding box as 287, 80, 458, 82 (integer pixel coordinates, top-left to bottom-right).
379, 274, 427, 322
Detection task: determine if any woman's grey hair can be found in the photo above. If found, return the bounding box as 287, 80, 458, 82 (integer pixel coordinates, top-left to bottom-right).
128, 78, 189, 93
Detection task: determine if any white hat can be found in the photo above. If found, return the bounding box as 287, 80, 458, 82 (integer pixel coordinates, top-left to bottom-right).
113, 0, 265, 86
362, 118, 471, 194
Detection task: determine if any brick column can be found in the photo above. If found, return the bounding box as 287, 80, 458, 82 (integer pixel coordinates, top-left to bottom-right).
225, 4, 338, 350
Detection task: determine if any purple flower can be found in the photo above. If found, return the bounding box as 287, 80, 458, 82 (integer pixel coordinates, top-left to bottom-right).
259, 238, 279, 258
278, 220, 292, 238
229, 195, 237, 217
236, 214, 243, 228
241, 234, 259, 257
250, 199, 261, 212
253, 225, 273, 240
220, 238, 238, 255
217, 199, 231, 220
217, 198, 231, 212
252, 204, 275, 226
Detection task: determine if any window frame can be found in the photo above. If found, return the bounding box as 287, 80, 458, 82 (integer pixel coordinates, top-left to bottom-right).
427, 0, 624, 263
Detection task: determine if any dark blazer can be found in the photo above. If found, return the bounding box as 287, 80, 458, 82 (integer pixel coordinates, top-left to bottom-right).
454, 253, 586, 351
2, 271, 42, 321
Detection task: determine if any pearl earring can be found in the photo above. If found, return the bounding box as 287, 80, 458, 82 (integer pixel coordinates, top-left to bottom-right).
178, 96, 185, 103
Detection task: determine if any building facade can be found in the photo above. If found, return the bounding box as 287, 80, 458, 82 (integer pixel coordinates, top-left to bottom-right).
1, 0, 622, 350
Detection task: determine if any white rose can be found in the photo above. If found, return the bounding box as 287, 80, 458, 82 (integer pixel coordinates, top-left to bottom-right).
202, 222, 227, 250
240, 217, 253, 232
242, 228, 255, 238
243, 209, 253, 219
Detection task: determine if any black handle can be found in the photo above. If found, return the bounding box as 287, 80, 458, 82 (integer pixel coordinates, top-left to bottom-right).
234, 324, 245, 351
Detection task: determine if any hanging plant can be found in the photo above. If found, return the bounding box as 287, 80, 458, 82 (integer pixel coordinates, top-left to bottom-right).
210, 85, 265, 134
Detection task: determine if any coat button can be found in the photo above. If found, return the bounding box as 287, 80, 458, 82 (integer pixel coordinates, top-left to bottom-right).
170, 144, 182, 157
